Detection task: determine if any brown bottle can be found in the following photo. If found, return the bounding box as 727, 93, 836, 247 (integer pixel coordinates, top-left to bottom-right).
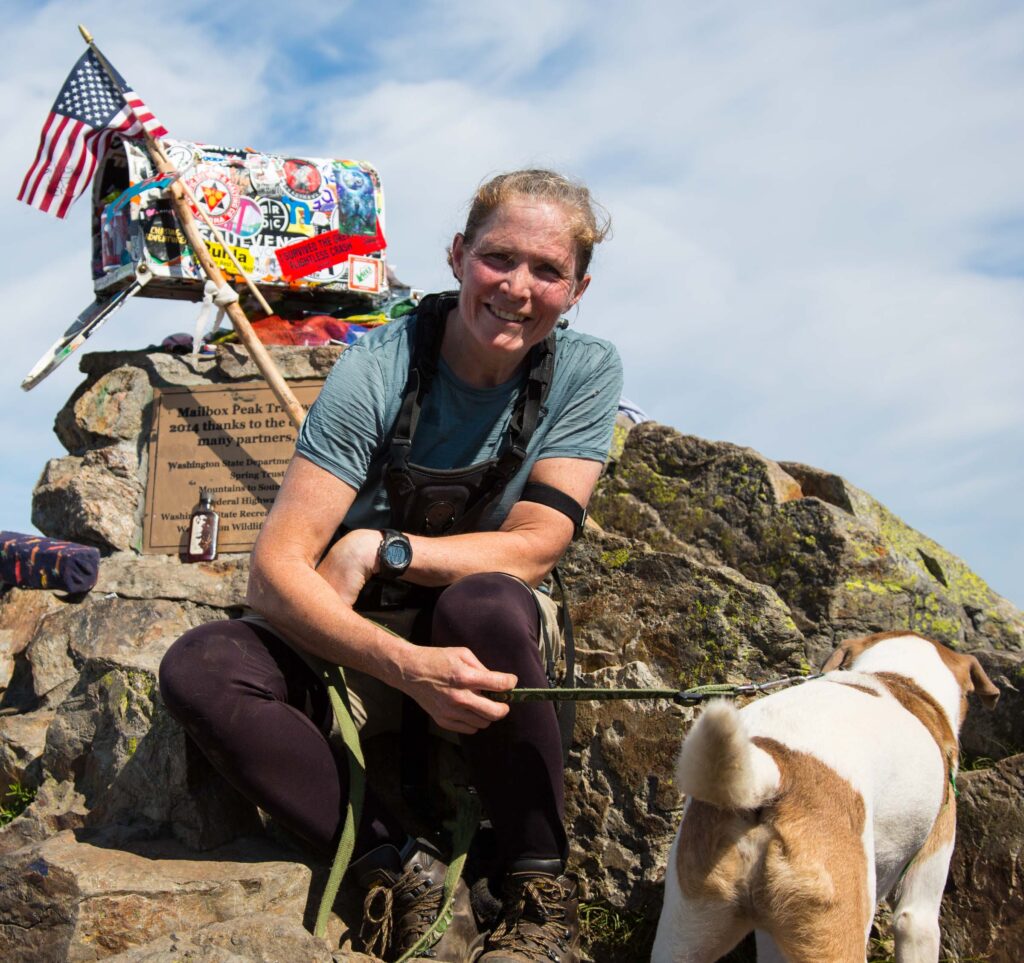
185, 488, 219, 562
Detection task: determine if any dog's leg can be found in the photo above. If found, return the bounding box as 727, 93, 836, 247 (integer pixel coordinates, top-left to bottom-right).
650, 894, 748, 963
890, 819, 954, 963
651, 836, 751, 963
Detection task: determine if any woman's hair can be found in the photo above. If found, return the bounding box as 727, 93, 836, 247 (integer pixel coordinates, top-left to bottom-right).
452, 169, 611, 281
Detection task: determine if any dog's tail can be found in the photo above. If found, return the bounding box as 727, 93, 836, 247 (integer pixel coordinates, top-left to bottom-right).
675, 700, 780, 809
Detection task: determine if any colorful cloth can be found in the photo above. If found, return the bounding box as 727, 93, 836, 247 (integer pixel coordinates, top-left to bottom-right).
0, 532, 101, 593
17, 49, 167, 219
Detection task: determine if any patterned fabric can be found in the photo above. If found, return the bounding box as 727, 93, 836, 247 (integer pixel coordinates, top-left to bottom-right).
0, 532, 101, 593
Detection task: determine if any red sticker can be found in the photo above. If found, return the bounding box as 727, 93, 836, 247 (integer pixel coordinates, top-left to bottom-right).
275, 222, 386, 282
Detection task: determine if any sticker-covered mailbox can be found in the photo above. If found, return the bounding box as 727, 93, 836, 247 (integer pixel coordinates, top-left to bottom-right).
92, 137, 388, 302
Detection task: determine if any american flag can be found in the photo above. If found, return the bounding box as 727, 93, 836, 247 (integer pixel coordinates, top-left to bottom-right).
18, 49, 168, 219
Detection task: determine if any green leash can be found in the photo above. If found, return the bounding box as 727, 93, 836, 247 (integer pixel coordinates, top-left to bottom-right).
487, 673, 823, 706
315, 663, 366, 940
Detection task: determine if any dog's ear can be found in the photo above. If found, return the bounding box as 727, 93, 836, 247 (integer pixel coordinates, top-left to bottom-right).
822, 642, 854, 672
968, 656, 1000, 709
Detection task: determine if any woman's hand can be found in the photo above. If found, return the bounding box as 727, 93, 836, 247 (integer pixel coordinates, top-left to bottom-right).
316, 528, 381, 607
396, 645, 517, 734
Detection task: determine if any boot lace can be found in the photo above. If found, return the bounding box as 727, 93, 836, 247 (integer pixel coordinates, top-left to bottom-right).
361, 863, 445, 959
486, 876, 573, 961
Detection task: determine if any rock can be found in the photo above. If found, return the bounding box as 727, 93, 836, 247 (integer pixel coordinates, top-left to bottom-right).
0, 777, 88, 857
213, 344, 343, 381
959, 648, 1024, 765
21, 595, 225, 706
32, 456, 143, 552
96, 552, 249, 609
39, 657, 263, 849
591, 423, 1024, 664
0, 708, 53, 788
0, 589, 64, 693
941, 755, 1024, 962
563, 535, 806, 681
55, 365, 153, 454
567, 661, 689, 914
0, 831, 332, 962
101, 914, 372, 962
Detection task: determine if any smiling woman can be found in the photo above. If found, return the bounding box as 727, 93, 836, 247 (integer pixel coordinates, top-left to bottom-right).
158, 170, 622, 963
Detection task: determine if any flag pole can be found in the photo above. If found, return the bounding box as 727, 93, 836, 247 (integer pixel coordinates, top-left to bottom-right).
78, 24, 306, 431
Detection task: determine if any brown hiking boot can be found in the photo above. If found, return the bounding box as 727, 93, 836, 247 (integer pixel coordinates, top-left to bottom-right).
352, 839, 483, 962
478, 859, 580, 962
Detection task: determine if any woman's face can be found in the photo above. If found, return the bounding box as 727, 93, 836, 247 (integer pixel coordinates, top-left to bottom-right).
449, 197, 590, 364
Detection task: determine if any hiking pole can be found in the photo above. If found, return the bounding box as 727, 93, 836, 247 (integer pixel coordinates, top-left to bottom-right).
79, 25, 306, 431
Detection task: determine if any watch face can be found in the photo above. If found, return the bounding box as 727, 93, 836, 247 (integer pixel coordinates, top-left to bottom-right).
383, 540, 411, 568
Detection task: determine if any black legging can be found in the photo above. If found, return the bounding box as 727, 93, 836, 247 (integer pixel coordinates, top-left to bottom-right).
158, 572, 566, 868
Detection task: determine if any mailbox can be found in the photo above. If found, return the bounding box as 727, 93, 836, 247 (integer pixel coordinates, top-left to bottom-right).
91, 136, 388, 305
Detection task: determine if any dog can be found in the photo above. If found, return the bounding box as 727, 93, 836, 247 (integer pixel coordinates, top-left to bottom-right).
651, 631, 1000, 963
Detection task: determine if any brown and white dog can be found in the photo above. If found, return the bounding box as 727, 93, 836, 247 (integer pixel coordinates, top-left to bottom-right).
651, 632, 1000, 963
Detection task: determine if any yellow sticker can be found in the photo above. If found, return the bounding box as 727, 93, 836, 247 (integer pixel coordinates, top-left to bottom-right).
207, 241, 255, 274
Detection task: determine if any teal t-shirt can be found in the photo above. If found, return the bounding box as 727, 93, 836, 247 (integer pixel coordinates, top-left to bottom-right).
296, 307, 623, 532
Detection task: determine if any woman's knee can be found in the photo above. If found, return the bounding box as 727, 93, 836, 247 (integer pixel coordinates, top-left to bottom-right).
434, 573, 540, 669
158, 621, 261, 718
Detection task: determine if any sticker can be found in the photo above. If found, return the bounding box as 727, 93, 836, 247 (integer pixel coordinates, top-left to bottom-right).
275, 224, 386, 282
196, 177, 235, 219
258, 197, 290, 235
207, 240, 255, 275
165, 141, 200, 174
222, 196, 263, 239
335, 167, 378, 237
246, 154, 283, 195
142, 202, 187, 264
313, 186, 337, 214
347, 255, 383, 293
283, 159, 322, 199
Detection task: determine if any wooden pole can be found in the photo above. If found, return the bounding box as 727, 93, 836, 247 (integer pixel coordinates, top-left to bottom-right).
79, 25, 306, 430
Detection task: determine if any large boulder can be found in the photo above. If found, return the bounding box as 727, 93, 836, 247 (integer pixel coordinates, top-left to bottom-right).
590, 423, 1023, 664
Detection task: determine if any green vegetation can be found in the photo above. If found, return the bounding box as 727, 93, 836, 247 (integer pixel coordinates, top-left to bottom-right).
579, 899, 657, 959
0, 782, 36, 827
600, 548, 632, 569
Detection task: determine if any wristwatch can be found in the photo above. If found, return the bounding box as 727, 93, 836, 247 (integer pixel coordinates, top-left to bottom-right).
377, 529, 413, 579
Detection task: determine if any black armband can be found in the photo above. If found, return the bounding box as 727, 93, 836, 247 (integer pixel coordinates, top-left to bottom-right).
519, 481, 588, 539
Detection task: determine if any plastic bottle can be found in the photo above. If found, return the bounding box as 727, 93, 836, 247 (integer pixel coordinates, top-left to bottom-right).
185, 488, 219, 562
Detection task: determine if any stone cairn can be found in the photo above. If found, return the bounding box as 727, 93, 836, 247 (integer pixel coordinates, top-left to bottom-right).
1, 346, 1021, 962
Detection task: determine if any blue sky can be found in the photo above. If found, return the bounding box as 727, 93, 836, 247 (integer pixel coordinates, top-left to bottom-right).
2, 1, 1022, 606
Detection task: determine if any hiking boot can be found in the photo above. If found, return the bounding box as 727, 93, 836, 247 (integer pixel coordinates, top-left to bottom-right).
478, 858, 580, 963
352, 838, 483, 962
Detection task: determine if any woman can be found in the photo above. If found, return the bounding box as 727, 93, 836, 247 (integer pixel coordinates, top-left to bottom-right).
159, 169, 623, 963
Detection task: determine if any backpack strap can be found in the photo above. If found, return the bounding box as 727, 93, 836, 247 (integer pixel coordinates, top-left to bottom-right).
549, 566, 576, 764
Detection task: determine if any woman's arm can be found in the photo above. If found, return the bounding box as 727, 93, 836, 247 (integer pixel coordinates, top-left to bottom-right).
246, 454, 516, 734
319, 455, 604, 593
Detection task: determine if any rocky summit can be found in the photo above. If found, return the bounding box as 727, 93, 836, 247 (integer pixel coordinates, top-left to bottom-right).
1, 349, 1021, 962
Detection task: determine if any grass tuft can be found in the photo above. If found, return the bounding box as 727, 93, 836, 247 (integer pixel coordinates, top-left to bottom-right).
578, 899, 656, 960
0, 782, 36, 827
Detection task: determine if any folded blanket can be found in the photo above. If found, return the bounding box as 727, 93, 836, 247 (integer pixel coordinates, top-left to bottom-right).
0, 532, 101, 594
